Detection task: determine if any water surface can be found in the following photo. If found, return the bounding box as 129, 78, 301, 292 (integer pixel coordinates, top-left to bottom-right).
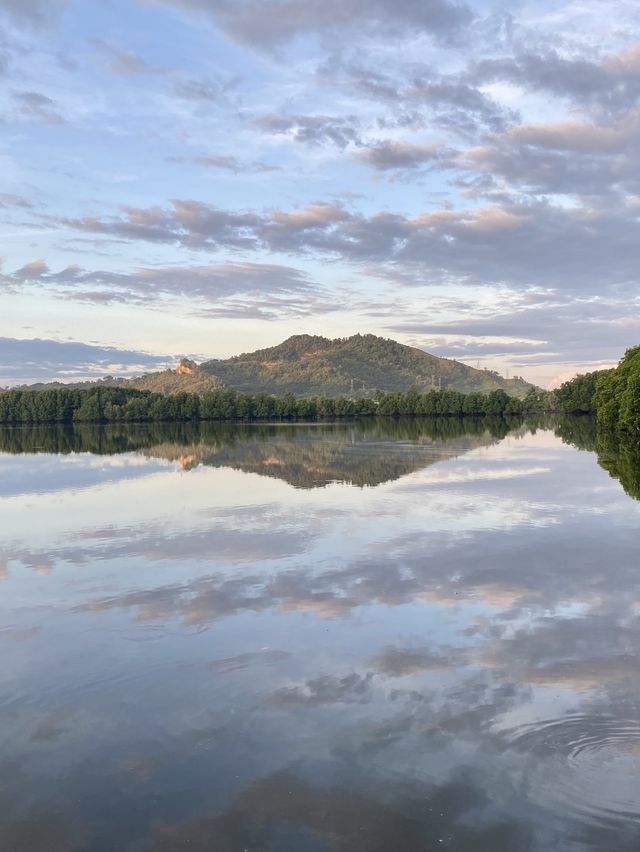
1, 417, 640, 851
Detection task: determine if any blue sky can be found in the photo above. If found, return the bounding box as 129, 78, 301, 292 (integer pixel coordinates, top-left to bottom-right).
1, 0, 640, 386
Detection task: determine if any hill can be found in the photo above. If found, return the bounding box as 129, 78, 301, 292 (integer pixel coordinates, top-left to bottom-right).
200, 334, 535, 398
11, 336, 536, 398
128, 359, 223, 394
13, 359, 223, 395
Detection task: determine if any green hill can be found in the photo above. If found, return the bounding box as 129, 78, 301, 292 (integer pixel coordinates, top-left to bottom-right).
13, 335, 536, 398
15, 359, 223, 395
200, 334, 535, 398
128, 360, 223, 394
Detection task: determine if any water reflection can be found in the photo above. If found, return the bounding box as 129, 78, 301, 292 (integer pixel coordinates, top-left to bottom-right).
1, 417, 640, 851
0, 416, 519, 489
554, 416, 640, 501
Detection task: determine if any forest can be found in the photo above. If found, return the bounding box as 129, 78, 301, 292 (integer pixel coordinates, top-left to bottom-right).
0, 385, 527, 424
551, 346, 640, 434
553, 369, 612, 414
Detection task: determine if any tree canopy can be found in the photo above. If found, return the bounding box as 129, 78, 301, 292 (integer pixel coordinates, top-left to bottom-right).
594, 346, 640, 434
0, 385, 527, 424
555, 370, 612, 414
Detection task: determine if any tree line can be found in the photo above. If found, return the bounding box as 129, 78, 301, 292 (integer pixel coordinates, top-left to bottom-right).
551, 346, 640, 433
0, 385, 529, 424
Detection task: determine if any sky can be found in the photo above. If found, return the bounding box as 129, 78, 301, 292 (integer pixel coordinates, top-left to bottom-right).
1, 0, 639, 387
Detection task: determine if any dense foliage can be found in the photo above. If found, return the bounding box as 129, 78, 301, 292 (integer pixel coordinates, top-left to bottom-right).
521, 387, 557, 413
553, 349, 640, 432
594, 346, 640, 434
375, 388, 523, 416
0, 385, 528, 424
554, 370, 613, 414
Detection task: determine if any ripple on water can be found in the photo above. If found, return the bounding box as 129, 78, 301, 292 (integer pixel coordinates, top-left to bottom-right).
503, 714, 640, 829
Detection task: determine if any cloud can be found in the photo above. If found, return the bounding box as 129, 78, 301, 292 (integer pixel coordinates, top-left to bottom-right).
326, 61, 515, 135
0, 337, 168, 383
3, 258, 322, 308
173, 75, 236, 104
461, 111, 640, 197
0, 192, 33, 208
256, 113, 361, 148
390, 295, 640, 367
95, 41, 167, 76
63, 202, 264, 249
194, 291, 342, 321
12, 90, 65, 124
472, 43, 640, 115
149, 0, 473, 49
358, 141, 442, 170
169, 154, 279, 173
0, 0, 69, 26
57, 196, 640, 292
404, 78, 514, 135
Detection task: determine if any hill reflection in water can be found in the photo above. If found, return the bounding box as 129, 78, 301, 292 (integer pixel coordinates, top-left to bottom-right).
0, 416, 521, 489
2, 414, 638, 498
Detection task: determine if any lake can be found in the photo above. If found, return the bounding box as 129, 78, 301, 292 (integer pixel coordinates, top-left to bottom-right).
1, 416, 640, 851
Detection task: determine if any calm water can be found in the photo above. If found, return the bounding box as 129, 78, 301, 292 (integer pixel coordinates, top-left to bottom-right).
1, 417, 640, 852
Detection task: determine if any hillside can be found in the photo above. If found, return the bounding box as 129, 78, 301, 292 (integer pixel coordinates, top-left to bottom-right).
14, 359, 223, 395
200, 334, 535, 398
128, 359, 223, 394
